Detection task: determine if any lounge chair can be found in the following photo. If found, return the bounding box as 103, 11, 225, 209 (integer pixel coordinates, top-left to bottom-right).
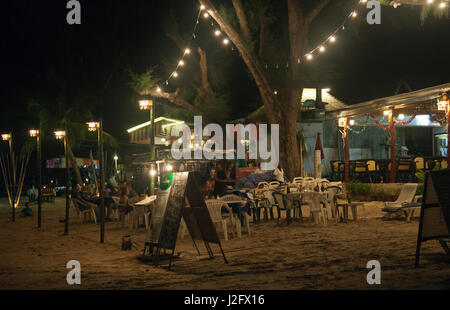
382, 183, 419, 220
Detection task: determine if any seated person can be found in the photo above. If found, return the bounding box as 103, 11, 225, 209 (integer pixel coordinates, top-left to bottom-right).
204, 178, 217, 200
118, 186, 133, 215
20, 202, 32, 217
72, 184, 98, 213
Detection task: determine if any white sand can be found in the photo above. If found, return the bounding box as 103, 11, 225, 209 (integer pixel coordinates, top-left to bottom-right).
0, 198, 448, 290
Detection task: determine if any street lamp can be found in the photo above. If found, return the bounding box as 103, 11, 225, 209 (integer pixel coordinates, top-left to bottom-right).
1, 132, 16, 221
86, 120, 105, 244
29, 129, 42, 229
113, 154, 118, 176
139, 93, 156, 195
54, 129, 70, 235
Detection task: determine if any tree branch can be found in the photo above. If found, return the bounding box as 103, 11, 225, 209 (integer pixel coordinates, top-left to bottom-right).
306, 0, 331, 24
141, 89, 195, 112
231, 0, 252, 43
197, 47, 215, 97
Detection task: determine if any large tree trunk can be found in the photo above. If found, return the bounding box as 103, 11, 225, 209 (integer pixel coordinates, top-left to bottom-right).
202, 0, 300, 179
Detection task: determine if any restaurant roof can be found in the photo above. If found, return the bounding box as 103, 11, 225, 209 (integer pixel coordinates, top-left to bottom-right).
126, 117, 185, 133
325, 83, 450, 119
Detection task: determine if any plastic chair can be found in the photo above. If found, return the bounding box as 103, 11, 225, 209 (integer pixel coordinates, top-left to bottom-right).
272, 191, 295, 225
70, 198, 97, 224
302, 192, 328, 225
219, 194, 251, 238
129, 205, 150, 229
206, 200, 235, 240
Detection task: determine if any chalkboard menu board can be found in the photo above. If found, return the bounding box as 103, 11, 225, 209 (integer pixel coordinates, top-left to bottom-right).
144, 172, 227, 268
415, 170, 450, 267
158, 172, 189, 250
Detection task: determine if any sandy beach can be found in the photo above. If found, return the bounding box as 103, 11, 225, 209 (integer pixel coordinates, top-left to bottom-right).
0, 198, 448, 290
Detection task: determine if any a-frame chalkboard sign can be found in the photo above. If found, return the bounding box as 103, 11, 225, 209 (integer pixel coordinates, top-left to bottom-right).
415, 169, 450, 267
143, 172, 228, 269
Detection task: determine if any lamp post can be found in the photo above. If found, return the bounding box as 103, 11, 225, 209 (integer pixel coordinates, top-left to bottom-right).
87, 121, 105, 243
54, 129, 70, 235
139, 94, 156, 195
30, 129, 42, 229
2, 133, 16, 222
113, 155, 118, 176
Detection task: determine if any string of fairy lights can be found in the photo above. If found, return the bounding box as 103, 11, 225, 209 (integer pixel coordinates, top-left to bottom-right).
153, 0, 448, 94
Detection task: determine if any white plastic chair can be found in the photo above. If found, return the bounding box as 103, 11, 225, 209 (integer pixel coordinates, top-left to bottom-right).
302, 192, 328, 225
70, 198, 97, 224
219, 194, 251, 238
129, 205, 150, 229
206, 200, 234, 240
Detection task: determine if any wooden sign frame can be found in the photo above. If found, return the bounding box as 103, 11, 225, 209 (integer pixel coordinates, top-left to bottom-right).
415, 170, 450, 267
143, 172, 228, 269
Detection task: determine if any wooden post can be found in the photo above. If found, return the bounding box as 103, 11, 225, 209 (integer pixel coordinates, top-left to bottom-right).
37, 128, 42, 229
344, 119, 350, 183
389, 109, 397, 183
99, 119, 105, 243
447, 104, 449, 169
150, 100, 156, 196
64, 127, 70, 235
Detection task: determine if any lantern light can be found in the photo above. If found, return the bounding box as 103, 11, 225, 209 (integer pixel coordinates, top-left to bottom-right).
29, 130, 39, 137
54, 131, 66, 140
139, 97, 152, 111
87, 122, 100, 132
338, 118, 346, 128
1, 133, 11, 141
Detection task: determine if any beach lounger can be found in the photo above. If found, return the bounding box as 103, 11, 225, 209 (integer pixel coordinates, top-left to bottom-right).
382, 183, 419, 221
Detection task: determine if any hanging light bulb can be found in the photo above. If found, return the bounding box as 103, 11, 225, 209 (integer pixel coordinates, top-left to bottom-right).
214, 30, 221, 36
319, 46, 325, 53
173, 72, 178, 78
439, 2, 447, 8
179, 60, 185, 66
203, 12, 209, 18
200, 4, 206, 10
223, 38, 230, 45
349, 119, 356, 126
329, 36, 336, 43
351, 11, 358, 18
184, 48, 191, 55
427, 0, 434, 3
306, 54, 313, 60
156, 87, 162, 93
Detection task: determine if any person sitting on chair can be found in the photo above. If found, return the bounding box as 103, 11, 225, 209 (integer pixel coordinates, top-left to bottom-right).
72, 184, 98, 213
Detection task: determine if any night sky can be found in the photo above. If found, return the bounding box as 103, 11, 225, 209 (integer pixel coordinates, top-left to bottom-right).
2, 0, 450, 154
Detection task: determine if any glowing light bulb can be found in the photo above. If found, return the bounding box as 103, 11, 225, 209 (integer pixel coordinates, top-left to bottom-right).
439, 2, 447, 8
349, 120, 356, 126
156, 87, 162, 92
329, 36, 336, 43
214, 30, 221, 36
173, 72, 178, 78
319, 46, 325, 53
203, 12, 209, 18
351, 11, 357, 18
179, 60, 184, 66
398, 114, 405, 120
184, 48, 191, 55
200, 4, 205, 10
223, 38, 229, 45
427, 0, 434, 3
306, 54, 313, 60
